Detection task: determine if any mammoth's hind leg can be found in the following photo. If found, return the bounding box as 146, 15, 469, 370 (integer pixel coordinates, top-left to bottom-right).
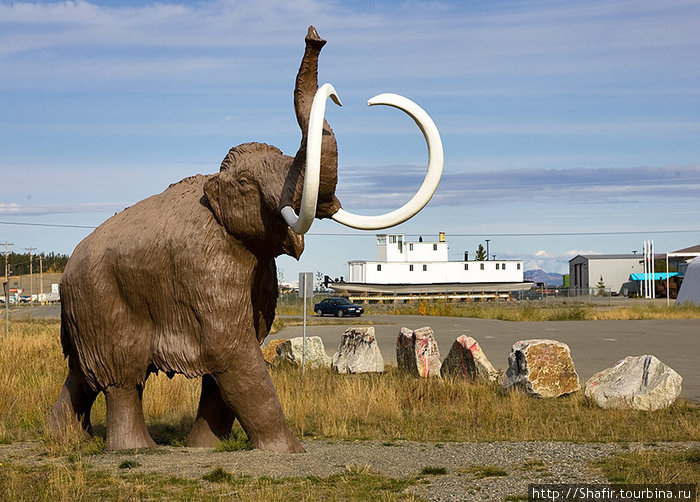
104, 385, 156, 451
48, 366, 98, 438
214, 337, 305, 453
185, 374, 236, 447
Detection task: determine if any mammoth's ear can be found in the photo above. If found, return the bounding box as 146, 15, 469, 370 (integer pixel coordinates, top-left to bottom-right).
204, 174, 222, 221
282, 228, 304, 259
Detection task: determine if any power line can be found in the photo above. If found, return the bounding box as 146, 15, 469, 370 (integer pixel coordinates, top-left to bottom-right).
306, 229, 700, 237
0, 221, 97, 229
2, 220, 700, 237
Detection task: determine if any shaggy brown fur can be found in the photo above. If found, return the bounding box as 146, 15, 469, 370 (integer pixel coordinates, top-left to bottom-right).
49, 27, 339, 453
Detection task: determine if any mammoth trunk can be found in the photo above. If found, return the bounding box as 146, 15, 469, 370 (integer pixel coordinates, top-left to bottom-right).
292, 26, 340, 219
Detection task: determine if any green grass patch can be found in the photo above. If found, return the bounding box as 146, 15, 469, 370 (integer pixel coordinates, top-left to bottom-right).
0, 461, 420, 501
596, 448, 700, 484
421, 466, 448, 475
202, 466, 236, 483
215, 430, 252, 452
118, 459, 141, 469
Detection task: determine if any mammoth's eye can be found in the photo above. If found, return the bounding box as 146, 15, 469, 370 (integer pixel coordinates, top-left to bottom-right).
238, 177, 249, 187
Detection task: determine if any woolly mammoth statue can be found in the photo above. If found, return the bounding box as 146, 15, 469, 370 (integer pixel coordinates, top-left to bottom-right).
49, 27, 442, 452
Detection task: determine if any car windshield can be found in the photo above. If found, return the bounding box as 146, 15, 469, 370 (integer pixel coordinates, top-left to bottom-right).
335, 298, 352, 305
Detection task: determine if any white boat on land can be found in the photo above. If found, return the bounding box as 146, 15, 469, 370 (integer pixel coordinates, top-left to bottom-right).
328, 233, 533, 300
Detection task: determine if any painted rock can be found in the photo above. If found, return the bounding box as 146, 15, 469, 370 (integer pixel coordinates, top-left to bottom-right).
585, 355, 682, 411
502, 339, 580, 397
261, 339, 288, 367
331, 327, 384, 374
441, 335, 499, 382
396, 326, 441, 378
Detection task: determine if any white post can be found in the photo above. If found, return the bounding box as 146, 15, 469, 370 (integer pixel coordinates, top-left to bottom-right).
302, 293, 307, 375
298, 272, 313, 376
642, 241, 647, 298
651, 240, 655, 299
666, 253, 670, 307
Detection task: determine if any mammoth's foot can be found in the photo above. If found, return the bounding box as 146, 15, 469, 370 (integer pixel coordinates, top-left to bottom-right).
213, 341, 305, 453
48, 368, 97, 439
186, 375, 235, 448
104, 385, 156, 451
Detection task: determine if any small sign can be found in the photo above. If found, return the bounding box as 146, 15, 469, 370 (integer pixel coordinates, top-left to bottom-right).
298, 272, 314, 298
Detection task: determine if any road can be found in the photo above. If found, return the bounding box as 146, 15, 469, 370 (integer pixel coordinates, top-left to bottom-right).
8, 305, 699, 401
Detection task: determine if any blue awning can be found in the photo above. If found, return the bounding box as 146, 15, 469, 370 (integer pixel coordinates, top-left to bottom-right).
629, 272, 678, 281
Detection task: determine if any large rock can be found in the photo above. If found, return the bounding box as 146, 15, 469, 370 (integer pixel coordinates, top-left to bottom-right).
441, 335, 499, 382
262, 339, 287, 367
585, 355, 682, 411
502, 339, 580, 397
276, 336, 330, 368
331, 327, 384, 374
396, 327, 441, 378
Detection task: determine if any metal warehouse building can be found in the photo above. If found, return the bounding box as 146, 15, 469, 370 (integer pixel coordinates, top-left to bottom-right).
569, 254, 644, 295
570, 245, 700, 296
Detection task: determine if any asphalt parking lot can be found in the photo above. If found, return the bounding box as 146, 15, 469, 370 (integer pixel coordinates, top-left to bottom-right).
8, 305, 699, 401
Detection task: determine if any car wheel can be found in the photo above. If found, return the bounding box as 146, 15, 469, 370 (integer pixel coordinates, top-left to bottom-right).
336, 309, 344, 317
315, 309, 323, 317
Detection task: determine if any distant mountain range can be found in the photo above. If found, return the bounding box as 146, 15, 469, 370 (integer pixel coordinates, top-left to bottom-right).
524, 269, 564, 286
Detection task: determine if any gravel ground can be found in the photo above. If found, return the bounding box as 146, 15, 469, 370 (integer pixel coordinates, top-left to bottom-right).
2, 440, 698, 501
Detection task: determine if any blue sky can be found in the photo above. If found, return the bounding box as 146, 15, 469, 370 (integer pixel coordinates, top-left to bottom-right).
1, 0, 699, 280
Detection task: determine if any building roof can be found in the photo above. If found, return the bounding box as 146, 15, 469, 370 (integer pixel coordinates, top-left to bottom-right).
671, 244, 700, 254
570, 254, 641, 261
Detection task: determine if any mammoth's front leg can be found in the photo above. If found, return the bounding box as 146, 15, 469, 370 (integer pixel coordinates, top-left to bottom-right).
185, 374, 236, 447
104, 384, 156, 450
214, 337, 305, 453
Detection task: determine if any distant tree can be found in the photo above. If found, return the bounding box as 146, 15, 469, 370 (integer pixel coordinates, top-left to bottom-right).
475, 244, 487, 261
596, 275, 606, 296
315, 271, 324, 292
5, 251, 70, 276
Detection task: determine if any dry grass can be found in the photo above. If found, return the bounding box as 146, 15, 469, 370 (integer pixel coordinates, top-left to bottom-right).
1, 318, 698, 450
365, 300, 700, 321
592, 303, 700, 320
1, 318, 699, 499
273, 366, 699, 443
278, 299, 700, 321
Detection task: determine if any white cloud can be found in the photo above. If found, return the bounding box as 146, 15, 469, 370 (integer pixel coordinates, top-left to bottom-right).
335, 164, 700, 208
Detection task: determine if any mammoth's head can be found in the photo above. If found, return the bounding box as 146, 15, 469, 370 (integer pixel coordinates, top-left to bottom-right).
204, 142, 306, 258
205, 26, 443, 259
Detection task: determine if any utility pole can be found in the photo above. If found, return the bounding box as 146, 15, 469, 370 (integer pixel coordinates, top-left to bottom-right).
39, 253, 44, 305
25, 247, 36, 306
485, 239, 490, 261
2, 241, 13, 336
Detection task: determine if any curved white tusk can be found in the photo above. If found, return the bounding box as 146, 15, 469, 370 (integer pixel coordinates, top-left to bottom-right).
331, 93, 443, 230
281, 83, 342, 235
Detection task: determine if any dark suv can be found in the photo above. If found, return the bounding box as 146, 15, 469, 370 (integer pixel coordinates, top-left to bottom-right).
314, 297, 364, 317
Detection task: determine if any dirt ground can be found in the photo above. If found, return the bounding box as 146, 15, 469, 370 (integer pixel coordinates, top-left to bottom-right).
2, 440, 698, 501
